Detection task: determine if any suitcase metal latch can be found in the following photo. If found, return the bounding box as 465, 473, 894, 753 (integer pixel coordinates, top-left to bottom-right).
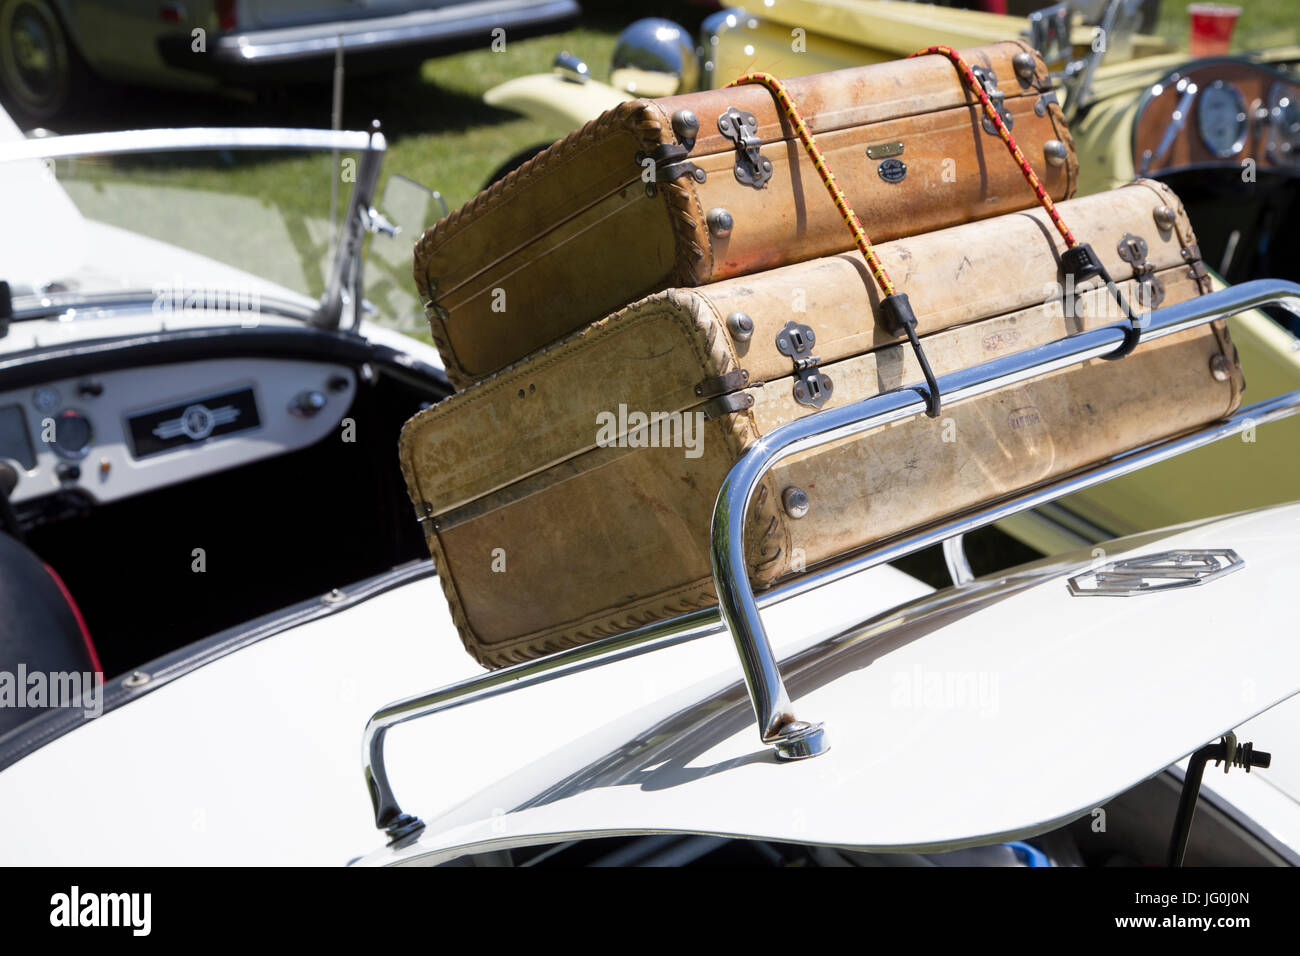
718, 106, 773, 189
970, 66, 1014, 135
1117, 233, 1166, 310
776, 321, 833, 408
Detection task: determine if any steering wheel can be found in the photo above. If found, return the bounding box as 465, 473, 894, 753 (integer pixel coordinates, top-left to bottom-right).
0, 462, 24, 541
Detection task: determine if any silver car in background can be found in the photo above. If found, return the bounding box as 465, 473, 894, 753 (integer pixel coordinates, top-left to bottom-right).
0, 0, 579, 121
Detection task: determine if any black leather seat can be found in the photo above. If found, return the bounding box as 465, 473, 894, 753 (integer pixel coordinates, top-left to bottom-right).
0, 533, 99, 737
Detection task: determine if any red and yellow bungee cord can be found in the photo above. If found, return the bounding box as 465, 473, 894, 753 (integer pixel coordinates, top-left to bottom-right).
724, 68, 950, 410
725, 47, 1135, 399
907, 45, 1077, 249
903, 46, 1141, 356
723, 69, 901, 297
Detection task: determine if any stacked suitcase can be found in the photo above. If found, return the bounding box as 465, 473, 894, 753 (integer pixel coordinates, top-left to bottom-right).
400, 40, 1243, 668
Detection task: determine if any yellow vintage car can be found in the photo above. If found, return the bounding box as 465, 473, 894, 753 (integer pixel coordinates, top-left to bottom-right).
484, 0, 1300, 554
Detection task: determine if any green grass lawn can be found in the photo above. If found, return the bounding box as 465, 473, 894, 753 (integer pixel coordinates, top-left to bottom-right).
1155, 0, 1300, 53
52, 24, 623, 337
51, 0, 1300, 341
391, 27, 620, 207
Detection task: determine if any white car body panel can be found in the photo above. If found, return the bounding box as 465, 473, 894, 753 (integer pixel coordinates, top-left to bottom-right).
0, 562, 929, 864
363, 505, 1300, 866
2, 503, 1298, 865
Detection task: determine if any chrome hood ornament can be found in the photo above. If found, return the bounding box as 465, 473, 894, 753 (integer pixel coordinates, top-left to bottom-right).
1067, 549, 1243, 597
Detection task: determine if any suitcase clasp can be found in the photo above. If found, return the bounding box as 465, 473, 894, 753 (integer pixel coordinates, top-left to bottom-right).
970, 65, 1015, 135
718, 106, 773, 189
776, 320, 833, 408
1117, 232, 1166, 310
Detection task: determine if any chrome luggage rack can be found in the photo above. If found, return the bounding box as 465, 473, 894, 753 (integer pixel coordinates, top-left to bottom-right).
364, 279, 1300, 843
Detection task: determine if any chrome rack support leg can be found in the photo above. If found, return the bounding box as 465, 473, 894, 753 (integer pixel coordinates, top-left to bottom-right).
359, 281, 1300, 830
710, 456, 831, 761
942, 534, 974, 587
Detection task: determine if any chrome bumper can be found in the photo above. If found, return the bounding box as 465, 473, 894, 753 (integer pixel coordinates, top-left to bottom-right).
163, 0, 579, 75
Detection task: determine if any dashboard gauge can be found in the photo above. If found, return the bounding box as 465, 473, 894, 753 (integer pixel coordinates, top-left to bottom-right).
32, 386, 60, 413
1197, 80, 1248, 158
50, 408, 93, 459
1269, 84, 1300, 162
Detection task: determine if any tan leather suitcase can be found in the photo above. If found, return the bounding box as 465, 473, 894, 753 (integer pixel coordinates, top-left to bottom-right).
416, 39, 1078, 388
399, 181, 1241, 668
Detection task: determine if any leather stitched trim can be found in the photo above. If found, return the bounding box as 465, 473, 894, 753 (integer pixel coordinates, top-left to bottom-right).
399, 287, 790, 668
1046, 100, 1080, 199
683, 294, 789, 580
412, 99, 675, 386
413, 99, 661, 295
398, 286, 744, 513
641, 101, 714, 285
420, 299, 470, 390
466, 578, 720, 669
1132, 178, 1245, 409
1007, 38, 1079, 200
421, 527, 482, 661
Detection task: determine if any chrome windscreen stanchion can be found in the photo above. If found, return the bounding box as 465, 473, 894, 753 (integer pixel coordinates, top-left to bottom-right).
363, 279, 1300, 835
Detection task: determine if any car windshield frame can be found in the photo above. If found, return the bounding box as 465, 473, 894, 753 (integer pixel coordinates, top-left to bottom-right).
0, 125, 387, 330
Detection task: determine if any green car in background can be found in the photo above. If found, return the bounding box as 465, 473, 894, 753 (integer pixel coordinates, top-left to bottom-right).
0, 0, 579, 122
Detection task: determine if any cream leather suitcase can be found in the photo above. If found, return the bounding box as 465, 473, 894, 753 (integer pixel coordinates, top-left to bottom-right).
399, 181, 1241, 667
415, 40, 1077, 388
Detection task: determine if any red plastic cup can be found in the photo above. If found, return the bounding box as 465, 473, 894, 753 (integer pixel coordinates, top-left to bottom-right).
1188, 4, 1241, 57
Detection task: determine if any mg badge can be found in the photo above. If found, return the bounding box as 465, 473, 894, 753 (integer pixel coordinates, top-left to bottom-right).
1067, 549, 1243, 597
153, 403, 240, 442
877, 158, 907, 184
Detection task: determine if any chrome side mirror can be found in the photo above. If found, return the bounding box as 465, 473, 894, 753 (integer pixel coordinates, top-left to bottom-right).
363, 175, 449, 333
375, 174, 448, 243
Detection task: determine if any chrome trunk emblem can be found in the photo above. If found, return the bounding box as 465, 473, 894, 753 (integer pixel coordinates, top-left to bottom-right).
153, 403, 240, 442
1067, 549, 1243, 596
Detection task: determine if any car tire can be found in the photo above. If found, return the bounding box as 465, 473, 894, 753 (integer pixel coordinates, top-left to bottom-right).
482, 143, 550, 189
0, 0, 87, 124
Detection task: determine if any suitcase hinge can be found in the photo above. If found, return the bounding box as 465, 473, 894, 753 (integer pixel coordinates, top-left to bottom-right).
702, 391, 755, 421
970, 66, 1015, 135
638, 143, 706, 186
718, 106, 773, 189
1116, 232, 1165, 310
695, 368, 750, 399
776, 321, 833, 408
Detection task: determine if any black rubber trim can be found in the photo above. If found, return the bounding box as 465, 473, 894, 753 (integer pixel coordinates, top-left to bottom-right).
0, 324, 450, 394
0, 558, 437, 773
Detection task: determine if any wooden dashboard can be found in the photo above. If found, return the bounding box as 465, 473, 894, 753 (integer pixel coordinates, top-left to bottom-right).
1134, 59, 1300, 178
